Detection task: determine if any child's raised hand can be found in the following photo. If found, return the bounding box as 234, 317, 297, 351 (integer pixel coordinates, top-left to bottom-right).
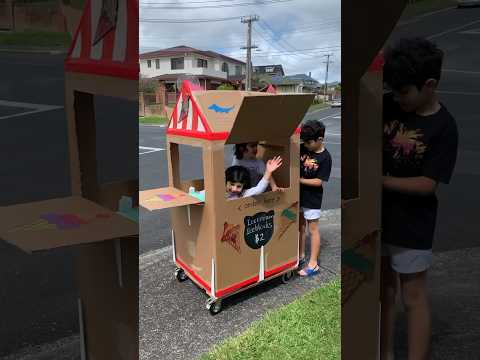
266, 156, 283, 173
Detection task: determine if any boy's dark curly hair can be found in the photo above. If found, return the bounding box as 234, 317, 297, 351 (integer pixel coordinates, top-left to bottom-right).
300, 120, 326, 142
225, 165, 251, 190
233, 143, 248, 160
384, 37, 444, 91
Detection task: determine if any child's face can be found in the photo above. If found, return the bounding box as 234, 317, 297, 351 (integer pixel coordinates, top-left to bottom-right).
244, 143, 258, 159
392, 80, 436, 113
303, 138, 323, 152
226, 181, 244, 195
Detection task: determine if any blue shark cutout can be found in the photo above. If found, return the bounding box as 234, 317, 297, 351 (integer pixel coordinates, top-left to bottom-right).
208, 104, 234, 113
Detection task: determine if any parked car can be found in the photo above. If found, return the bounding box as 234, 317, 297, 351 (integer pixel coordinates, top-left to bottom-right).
330, 100, 342, 108
457, 0, 480, 7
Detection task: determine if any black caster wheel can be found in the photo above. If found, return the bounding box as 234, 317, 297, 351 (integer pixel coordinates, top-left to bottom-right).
281, 270, 295, 284
206, 298, 223, 315
175, 268, 188, 282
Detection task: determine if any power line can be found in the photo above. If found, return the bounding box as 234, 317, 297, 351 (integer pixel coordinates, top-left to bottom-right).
258, 20, 298, 53
141, 0, 251, 5
140, 16, 243, 23
140, 0, 293, 9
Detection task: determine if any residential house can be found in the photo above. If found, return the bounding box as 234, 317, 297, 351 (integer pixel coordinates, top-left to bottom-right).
139, 45, 246, 93
253, 64, 285, 77
270, 73, 322, 94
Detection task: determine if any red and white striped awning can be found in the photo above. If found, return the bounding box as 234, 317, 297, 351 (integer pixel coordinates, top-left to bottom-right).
65, 0, 138, 80
167, 81, 229, 140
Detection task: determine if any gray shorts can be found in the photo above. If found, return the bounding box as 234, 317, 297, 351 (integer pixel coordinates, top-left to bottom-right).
382, 244, 433, 274
300, 207, 321, 220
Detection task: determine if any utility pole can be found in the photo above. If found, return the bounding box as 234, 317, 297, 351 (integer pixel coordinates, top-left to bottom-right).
323, 54, 333, 103
241, 15, 259, 91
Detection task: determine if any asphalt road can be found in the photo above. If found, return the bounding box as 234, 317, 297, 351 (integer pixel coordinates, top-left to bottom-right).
0, 52, 137, 356
139, 106, 341, 255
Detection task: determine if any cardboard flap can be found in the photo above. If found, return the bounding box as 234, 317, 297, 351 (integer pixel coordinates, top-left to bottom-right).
139, 187, 204, 211
226, 94, 314, 144
0, 196, 138, 253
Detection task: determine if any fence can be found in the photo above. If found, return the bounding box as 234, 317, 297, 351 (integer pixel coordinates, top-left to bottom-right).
0, 1, 66, 32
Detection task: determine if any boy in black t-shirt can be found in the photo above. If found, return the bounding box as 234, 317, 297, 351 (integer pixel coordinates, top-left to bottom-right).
381, 38, 458, 360
298, 120, 332, 277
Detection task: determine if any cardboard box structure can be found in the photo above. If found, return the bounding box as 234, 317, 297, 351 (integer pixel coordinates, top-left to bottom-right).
140, 81, 313, 304
0, 1, 139, 359
341, 1, 407, 359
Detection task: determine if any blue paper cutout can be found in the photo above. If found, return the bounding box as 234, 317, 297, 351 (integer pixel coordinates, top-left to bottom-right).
208, 104, 234, 113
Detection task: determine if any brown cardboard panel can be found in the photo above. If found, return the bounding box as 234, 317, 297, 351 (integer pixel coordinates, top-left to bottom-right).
98, 179, 139, 210
76, 238, 139, 360
139, 187, 203, 211
226, 94, 314, 144
341, 56, 387, 359
66, 72, 137, 102
194, 90, 273, 133
216, 190, 296, 291
257, 140, 292, 188
0, 196, 138, 252
193, 91, 244, 133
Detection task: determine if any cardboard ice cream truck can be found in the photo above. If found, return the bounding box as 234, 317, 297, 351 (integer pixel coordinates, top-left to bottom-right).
140, 81, 314, 314
0, 0, 139, 358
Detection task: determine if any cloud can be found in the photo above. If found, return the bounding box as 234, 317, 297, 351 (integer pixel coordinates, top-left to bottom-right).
139, 0, 341, 82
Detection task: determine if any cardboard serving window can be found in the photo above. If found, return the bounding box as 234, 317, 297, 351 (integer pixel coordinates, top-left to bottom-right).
227, 140, 290, 201
225, 94, 314, 145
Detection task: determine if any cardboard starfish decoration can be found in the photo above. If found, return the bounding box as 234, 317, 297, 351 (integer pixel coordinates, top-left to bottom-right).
93, 0, 119, 45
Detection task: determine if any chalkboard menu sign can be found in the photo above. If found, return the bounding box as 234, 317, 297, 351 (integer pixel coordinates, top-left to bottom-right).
244, 210, 275, 249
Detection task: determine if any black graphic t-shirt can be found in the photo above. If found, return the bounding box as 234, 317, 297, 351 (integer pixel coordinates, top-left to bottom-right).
382, 92, 458, 249
300, 144, 332, 209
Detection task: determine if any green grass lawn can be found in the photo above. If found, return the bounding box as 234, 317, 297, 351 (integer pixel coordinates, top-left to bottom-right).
308, 102, 330, 113
401, 0, 457, 20
0, 31, 71, 48
139, 116, 168, 125
200, 278, 340, 360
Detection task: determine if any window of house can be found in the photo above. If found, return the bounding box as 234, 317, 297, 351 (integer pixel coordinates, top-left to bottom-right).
196, 58, 208, 68
235, 65, 241, 76
171, 57, 184, 70
155, 59, 160, 69
147, 60, 151, 68
266, 66, 275, 73
222, 62, 229, 74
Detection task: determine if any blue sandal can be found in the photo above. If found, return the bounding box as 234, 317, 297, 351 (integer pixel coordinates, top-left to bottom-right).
298, 265, 320, 277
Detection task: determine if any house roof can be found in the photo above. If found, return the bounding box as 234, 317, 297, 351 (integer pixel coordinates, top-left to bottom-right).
140, 45, 246, 65
65, 0, 139, 80
271, 74, 321, 87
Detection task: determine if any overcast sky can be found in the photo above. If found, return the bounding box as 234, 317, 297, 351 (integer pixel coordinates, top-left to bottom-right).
139, 0, 340, 83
